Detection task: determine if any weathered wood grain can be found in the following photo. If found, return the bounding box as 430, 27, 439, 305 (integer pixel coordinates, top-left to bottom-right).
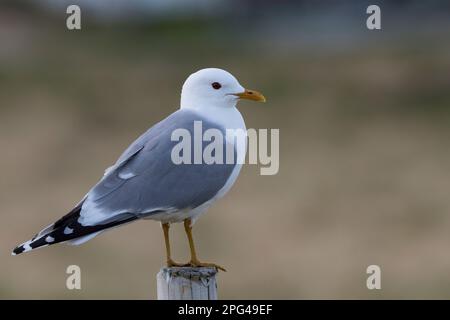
156, 267, 218, 300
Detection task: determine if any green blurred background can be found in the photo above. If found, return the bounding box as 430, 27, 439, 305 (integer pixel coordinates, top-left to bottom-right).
1, 0, 450, 299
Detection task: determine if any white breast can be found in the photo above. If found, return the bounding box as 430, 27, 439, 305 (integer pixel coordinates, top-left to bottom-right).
210, 106, 247, 197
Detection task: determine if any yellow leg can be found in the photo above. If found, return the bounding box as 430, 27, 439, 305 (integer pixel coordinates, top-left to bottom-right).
162, 223, 184, 267
184, 219, 226, 271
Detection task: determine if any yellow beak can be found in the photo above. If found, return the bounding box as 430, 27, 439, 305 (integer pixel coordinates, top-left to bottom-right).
235, 89, 266, 102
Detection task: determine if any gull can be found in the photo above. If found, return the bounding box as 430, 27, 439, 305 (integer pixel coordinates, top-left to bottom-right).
12, 68, 265, 271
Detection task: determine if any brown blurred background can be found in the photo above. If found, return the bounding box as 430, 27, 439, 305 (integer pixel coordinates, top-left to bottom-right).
1, 0, 450, 299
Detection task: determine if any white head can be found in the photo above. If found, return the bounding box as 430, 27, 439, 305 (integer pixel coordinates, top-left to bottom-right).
180, 68, 265, 110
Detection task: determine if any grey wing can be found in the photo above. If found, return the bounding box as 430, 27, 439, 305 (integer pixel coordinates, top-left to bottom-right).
78, 109, 236, 226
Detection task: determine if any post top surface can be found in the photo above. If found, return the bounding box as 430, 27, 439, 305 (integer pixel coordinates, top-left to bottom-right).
159, 267, 218, 279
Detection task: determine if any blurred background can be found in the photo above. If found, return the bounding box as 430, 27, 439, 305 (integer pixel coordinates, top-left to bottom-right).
1, 0, 450, 299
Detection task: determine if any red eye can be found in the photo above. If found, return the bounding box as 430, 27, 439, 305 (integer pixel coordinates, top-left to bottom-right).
212, 82, 222, 90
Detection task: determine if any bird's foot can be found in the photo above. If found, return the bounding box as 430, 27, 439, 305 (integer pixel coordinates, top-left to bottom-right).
166, 259, 187, 268
188, 259, 227, 272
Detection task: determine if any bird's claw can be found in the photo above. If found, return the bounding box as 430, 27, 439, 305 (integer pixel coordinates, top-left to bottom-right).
167, 259, 226, 272
166, 259, 187, 268
188, 259, 227, 272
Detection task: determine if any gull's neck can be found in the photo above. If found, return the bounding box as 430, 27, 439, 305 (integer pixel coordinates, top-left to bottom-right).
181, 104, 246, 130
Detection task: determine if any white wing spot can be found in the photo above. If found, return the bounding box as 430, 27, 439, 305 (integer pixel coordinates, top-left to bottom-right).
45, 236, 55, 243
23, 242, 32, 252
64, 227, 74, 235
118, 171, 135, 179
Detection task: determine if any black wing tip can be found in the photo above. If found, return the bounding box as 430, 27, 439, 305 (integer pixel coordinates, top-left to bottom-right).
12, 245, 25, 256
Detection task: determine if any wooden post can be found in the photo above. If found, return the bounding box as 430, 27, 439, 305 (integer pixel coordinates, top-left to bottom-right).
156, 267, 218, 300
